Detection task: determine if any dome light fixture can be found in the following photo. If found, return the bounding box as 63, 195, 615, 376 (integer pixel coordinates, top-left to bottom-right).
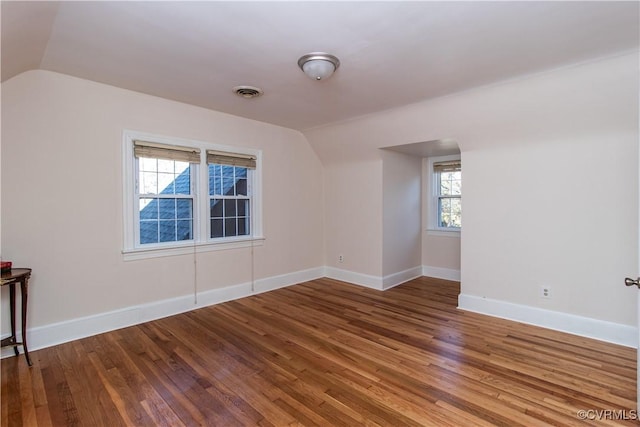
297, 52, 340, 81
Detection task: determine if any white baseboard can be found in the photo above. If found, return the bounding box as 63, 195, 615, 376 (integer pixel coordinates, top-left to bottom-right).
255, 267, 324, 294
324, 266, 384, 290
1, 267, 324, 359
458, 293, 638, 348
324, 266, 422, 291
422, 265, 461, 281
382, 266, 423, 290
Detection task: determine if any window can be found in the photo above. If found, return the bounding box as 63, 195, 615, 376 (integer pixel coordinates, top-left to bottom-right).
207, 150, 255, 239
135, 142, 198, 245
430, 156, 461, 231
123, 131, 262, 260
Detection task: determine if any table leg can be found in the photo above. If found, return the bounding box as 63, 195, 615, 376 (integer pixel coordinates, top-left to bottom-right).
9, 283, 18, 357
20, 279, 31, 366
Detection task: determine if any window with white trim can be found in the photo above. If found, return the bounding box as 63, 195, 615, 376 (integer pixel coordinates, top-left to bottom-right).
430, 156, 461, 231
135, 142, 198, 245
207, 150, 255, 239
123, 131, 262, 259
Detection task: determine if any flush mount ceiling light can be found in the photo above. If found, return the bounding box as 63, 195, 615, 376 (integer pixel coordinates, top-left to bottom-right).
297, 52, 340, 81
233, 85, 264, 99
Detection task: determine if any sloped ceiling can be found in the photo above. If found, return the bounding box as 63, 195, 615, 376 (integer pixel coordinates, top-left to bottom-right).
2, 1, 638, 131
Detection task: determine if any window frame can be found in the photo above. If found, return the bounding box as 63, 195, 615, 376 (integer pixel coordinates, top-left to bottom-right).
207, 163, 252, 240
122, 130, 263, 261
427, 154, 462, 235
135, 156, 197, 247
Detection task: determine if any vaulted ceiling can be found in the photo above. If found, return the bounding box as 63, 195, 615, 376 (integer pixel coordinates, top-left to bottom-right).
2, 1, 638, 131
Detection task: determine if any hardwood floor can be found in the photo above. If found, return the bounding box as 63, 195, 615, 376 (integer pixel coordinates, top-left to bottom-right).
1, 277, 637, 426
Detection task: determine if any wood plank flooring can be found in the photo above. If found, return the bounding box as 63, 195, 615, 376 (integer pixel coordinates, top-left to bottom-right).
1, 277, 637, 426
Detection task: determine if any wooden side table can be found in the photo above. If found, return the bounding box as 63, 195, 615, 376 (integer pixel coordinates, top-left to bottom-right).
1, 268, 32, 366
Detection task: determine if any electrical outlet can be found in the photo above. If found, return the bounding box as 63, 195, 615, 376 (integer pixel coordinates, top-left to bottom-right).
540, 286, 552, 299
338, 254, 344, 263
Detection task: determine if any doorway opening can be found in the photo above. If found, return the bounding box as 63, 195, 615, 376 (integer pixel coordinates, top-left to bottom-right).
381, 138, 461, 282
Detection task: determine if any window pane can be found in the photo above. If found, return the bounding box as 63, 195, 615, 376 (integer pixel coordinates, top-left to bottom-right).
140, 171, 158, 194
236, 168, 247, 178
440, 177, 451, 195
139, 157, 158, 172
237, 199, 248, 217
175, 166, 191, 195
221, 166, 235, 195
225, 218, 237, 237
159, 220, 176, 242
451, 179, 462, 196
139, 198, 158, 220
139, 197, 194, 244
160, 167, 191, 195
208, 165, 250, 196
441, 171, 459, 181
238, 217, 249, 236
139, 159, 191, 196
439, 198, 450, 227
224, 199, 237, 217
140, 221, 158, 244
157, 159, 174, 173
176, 161, 189, 170
209, 197, 250, 239
210, 199, 223, 218
208, 164, 223, 196
211, 218, 223, 238
236, 178, 247, 196
439, 171, 461, 196
450, 198, 462, 227
439, 197, 461, 228
177, 199, 192, 219
177, 220, 192, 240
158, 172, 175, 194
159, 199, 176, 219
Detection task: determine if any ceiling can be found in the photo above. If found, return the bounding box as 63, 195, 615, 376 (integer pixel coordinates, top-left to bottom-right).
2, 1, 638, 131
383, 138, 461, 157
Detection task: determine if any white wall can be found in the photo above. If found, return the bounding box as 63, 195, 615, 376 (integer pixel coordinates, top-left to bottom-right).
1, 70, 324, 343
381, 150, 422, 277
305, 52, 638, 344
323, 159, 383, 277
462, 138, 635, 310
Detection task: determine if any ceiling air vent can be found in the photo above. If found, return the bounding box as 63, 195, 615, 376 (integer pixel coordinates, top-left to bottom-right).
233, 85, 264, 99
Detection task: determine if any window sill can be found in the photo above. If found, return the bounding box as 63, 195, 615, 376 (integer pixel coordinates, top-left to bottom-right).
426, 228, 461, 238
122, 236, 265, 261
